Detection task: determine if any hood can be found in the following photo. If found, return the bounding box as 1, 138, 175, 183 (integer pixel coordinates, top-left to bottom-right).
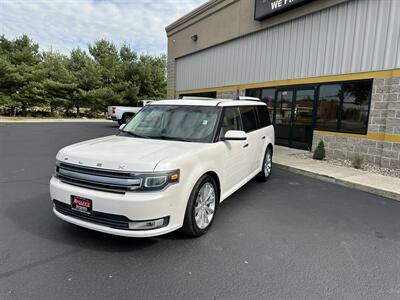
57, 135, 202, 172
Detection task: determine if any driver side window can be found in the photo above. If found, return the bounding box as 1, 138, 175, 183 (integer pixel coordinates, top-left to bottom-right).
220, 107, 242, 138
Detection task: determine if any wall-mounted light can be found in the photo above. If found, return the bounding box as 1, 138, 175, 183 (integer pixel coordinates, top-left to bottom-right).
190, 34, 198, 42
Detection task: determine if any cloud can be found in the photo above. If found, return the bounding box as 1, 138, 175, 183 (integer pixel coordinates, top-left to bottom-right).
0, 0, 205, 55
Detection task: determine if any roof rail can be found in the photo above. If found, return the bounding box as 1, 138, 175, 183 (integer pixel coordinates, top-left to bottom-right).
238, 96, 261, 101
181, 96, 215, 100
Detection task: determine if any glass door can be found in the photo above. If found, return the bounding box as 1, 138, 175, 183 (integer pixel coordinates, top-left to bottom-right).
291, 88, 315, 149
275, 90, 294, 147
274, 88, 315, 149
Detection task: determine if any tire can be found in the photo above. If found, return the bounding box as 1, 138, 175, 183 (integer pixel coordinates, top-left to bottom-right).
117, 120, 123, 125
256, 147, 272, 182
122, 114, 134, 124
182, 175, 218, 237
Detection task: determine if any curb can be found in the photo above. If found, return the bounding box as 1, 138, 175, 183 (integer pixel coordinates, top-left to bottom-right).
275, 163, 400, 202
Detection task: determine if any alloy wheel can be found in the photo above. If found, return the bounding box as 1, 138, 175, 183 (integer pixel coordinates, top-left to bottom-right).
264, 150, 272, 177
194, 182, 216, 229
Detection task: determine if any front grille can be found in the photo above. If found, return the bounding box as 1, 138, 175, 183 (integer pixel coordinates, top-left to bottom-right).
53, 200, 130, 229
59, 162, 134, 178
56, 162, 142, 194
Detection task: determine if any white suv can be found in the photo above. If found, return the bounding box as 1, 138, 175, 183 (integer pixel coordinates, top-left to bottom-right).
50, 99, 274, 237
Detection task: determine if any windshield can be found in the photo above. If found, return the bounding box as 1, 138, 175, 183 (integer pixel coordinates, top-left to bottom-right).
120, 105, 220, 143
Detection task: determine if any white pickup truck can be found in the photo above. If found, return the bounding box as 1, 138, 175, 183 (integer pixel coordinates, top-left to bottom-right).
107, 100, 153, 124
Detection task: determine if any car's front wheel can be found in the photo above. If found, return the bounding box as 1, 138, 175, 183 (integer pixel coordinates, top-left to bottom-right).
182, 175, 218, 237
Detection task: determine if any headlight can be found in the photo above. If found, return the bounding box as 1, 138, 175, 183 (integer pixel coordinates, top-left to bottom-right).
137, 170, 180, 191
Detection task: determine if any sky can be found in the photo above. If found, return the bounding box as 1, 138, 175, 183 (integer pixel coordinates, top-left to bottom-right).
0, 0, 205, 55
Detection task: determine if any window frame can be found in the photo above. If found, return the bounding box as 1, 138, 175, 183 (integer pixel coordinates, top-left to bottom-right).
218, 106, 244, 140
255, 104, 272, 128
246, 79, 373, 136
238, 105, 260, 133
217, 105, 269, 140
315, 79, 372, 135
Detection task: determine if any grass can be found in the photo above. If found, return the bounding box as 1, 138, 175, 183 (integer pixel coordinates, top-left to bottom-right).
352, 154, 364, 169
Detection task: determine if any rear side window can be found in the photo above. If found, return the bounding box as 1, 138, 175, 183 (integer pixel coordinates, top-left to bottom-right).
220, 107, 242, 136
239, 106, 258, 132
256, 105, 271, 128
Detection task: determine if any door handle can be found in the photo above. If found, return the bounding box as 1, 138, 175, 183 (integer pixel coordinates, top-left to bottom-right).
261, 136, 266, 140
243, 143, 249, 148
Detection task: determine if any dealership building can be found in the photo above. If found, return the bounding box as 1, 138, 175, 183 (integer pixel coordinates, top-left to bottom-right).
166, 0, 400, 169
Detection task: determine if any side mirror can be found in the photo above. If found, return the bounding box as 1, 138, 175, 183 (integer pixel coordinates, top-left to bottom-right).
119, 124, 126, 131
223, 130, 247, 141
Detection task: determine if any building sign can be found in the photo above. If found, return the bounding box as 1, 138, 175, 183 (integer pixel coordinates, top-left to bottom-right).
254, 0, 314, 21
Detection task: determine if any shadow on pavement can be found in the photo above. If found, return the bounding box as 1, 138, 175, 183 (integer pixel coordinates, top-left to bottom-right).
5, 193, 158, 252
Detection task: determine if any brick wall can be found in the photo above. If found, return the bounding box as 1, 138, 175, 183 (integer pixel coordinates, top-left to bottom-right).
167, 58, 175, 99
313, 77, 400, 169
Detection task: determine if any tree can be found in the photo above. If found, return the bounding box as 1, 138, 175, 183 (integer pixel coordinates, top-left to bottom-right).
0, 35, 167, 117
313, 140, 326, 160
0, 35, 42, 115
41, 51, 78, 115
136, 54, 167, 100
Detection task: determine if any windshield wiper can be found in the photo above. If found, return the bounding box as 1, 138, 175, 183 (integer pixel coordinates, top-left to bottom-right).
155, 135, 193, 142
122, 131, 150, 139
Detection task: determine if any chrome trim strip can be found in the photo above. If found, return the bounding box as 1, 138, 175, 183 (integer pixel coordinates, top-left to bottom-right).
57, 177, 127, 194
58, 168, 142, 187
58, 161, 135, 178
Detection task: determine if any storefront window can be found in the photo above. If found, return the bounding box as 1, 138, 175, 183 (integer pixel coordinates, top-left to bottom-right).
341, 82, 371, 134
246, 80, 372, 136
316, 84, 341, 131
316, 81, 372, 134
179, 91, 216, 98
261, 88, 276, 118
246, 88, 261, 99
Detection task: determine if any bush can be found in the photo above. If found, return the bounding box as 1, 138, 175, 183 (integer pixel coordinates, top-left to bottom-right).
352, 154, 364, 169
313, 140, 326, 160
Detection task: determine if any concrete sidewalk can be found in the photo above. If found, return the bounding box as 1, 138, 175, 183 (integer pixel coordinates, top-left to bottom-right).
274, 145, 400, 201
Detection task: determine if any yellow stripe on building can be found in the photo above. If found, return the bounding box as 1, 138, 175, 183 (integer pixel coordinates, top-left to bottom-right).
176, 68, 400, 95
314, 131, 400, 143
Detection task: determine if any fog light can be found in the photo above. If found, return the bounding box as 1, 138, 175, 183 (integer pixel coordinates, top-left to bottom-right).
128, 217, 168, 230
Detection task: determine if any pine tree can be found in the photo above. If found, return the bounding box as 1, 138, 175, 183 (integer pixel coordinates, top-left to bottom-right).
313, 140, 326, 160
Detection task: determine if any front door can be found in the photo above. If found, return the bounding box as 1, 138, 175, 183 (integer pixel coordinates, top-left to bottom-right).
275, 88, 315, 150
291, 88, 315, 149
219, 107, 249, 192
275, 89, 293, 147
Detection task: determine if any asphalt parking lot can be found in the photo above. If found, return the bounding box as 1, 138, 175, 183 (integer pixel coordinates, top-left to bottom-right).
1, 122, 400, 300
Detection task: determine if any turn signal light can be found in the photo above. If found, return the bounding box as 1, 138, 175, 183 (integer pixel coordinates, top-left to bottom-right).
170, 173, 179, 181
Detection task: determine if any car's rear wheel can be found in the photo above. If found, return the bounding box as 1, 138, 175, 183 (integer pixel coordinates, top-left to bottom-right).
257, 147, 272, 181
182, 175, 218, 237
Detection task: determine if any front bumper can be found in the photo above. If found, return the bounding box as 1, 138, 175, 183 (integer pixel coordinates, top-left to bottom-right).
50, 177, 185, 237
106, 115, 118, 121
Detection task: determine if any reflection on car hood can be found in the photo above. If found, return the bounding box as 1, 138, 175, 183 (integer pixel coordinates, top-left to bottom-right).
57, 135, 202, 172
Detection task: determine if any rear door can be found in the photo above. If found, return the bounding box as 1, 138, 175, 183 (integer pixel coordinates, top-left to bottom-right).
238, 106, 260, 175
255, 105, 273, 168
